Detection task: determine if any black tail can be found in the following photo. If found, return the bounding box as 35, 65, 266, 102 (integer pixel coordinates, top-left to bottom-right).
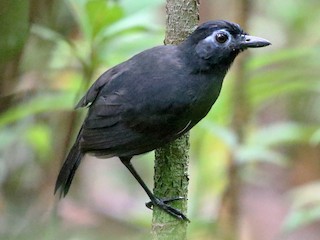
54, 128, 83, 198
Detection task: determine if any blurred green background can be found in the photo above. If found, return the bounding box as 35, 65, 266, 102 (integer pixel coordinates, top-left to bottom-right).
1, 0, 320, 239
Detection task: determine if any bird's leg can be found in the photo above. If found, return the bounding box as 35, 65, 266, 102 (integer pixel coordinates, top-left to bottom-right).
120, 157, 189, 221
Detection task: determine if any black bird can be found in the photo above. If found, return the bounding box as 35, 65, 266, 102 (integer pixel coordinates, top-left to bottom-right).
55, 20, 270, 221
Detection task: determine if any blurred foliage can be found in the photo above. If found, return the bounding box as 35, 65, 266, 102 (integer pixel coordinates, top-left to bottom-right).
0, 0, 320, 239
283, 182, 320, 233
0, 0, 29, 63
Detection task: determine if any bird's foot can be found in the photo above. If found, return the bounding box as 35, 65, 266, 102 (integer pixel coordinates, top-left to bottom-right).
146, 196, 190, 222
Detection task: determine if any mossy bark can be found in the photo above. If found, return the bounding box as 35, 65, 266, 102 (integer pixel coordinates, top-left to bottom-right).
151, 1, 199, 239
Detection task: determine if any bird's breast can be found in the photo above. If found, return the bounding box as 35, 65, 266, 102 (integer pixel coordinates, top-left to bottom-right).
186, 74, 224, 121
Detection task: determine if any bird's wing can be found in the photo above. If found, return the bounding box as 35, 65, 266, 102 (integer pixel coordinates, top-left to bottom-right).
80, 86, 192, 157
75, 63, 127, 109
77, 56, 193, 157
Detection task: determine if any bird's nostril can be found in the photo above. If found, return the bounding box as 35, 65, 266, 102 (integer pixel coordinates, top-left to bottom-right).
246, 38, 250, 42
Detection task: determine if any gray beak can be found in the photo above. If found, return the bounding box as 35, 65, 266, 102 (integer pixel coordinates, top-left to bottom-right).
240, 35, 271, 48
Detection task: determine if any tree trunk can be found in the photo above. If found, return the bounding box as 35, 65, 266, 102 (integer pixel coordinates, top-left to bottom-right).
151, 1, 199, 239
218, 0, 252, 239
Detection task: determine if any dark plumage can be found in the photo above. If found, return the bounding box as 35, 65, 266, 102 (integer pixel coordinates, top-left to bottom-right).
55, 20, 270, 220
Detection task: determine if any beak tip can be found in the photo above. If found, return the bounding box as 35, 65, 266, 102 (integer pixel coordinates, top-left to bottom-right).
264, 41, 272, 46
242, 35, 271, 48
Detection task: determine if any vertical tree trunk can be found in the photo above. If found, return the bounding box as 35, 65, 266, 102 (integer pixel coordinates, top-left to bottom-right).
151, 1, 199, 239
218, 0, 251, 239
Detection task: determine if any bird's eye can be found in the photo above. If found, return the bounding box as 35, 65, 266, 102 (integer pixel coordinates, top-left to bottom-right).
215, 32, 228, 43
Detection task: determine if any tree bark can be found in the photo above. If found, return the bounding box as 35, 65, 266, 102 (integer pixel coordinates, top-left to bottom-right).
151, 1, 199, 239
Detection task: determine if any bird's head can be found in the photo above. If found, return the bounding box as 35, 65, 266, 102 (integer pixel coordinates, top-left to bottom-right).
181, 20, 270, 71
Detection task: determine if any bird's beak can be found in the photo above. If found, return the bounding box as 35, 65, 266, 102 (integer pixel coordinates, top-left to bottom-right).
240, 35, 271, 49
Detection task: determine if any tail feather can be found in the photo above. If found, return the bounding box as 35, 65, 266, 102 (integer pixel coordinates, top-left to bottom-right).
55, 128, 83, 197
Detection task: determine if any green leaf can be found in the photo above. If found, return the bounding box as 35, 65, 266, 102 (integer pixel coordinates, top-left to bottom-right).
85, 0, 124, 38
25, 124, 52, 162
0, 93, 75, 128
200, 119, 237, 149
0, 0, 29, 63
248, 122, 315, 147
283, 206, 320, 233
247, 46, 320, 106
235, 146, 286, 165
283, 182, 320, 232
95, 5, 162, 46
247, 47, 315, 70
120, 0, 163, 14
310, 129, 320, 145
31, 24, 68, 43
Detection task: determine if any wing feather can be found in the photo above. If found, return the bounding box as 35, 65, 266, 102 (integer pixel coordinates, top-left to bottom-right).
78, 46, 194, 157
75, 65, 125, 109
